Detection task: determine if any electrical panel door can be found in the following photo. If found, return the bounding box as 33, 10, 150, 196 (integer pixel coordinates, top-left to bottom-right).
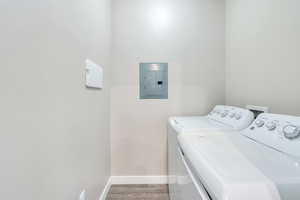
140, 63, 168, 99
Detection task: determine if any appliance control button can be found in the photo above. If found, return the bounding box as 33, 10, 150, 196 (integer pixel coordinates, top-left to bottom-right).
229, 113, 235, 118
235, 114, 242, 120
266, 122, 277, 131
255, 120, 265, 127
221, 111, 228, 118
283, 125, 300, 140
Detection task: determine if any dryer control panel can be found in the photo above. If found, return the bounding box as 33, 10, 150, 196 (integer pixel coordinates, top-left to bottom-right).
243, 113, 300, 158
208, 105, 254, 131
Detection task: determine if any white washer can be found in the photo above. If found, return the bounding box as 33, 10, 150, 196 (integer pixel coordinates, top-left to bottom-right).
168, 105, 254, 200
178, 113, 300, 200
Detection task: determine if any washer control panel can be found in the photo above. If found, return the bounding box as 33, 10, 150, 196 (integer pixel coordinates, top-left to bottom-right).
208, 105, 254, 130
243, 113, 300, 158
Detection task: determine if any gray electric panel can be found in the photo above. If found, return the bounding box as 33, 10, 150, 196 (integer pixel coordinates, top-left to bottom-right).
140, 63, 168, 99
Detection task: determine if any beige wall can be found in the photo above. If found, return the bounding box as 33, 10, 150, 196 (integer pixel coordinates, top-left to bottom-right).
111, 0, 225, 175
6, 0, 299, 194
226, 0, 300, 115
0, 0, 111, 199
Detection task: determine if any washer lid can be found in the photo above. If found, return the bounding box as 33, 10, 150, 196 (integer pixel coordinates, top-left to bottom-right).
178, 132, 300, 200
168, 116, 231, 134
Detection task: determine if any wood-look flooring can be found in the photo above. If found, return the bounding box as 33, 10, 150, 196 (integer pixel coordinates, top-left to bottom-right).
106, 184, 170, 200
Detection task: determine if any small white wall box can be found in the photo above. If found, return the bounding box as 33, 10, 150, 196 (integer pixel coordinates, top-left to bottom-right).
85, 59, 103, 89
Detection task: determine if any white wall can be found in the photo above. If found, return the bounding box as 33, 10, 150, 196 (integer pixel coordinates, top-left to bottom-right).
226, 0, 300, 115
0, 0, 111, 199
111, 0, 225, 176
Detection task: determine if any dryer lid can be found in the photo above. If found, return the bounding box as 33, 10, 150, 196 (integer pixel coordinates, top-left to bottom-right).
178, 132, 300, 200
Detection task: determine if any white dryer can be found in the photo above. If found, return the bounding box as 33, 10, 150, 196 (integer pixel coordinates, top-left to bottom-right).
178, 113, 300, 200
168, 105, 254, 200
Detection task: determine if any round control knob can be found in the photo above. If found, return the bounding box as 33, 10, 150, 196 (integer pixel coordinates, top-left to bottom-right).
221, 111, 228, 118
283, 125, 300, 140
255, 120, 265, 127
235, 114, 241, 120
266, 122, 277, 131
229, 113, 235, 118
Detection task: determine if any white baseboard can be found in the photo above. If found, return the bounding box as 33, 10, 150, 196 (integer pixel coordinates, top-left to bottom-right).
98, 177, 112, 200
98, 176, 168, 200
110, 176, 168, 185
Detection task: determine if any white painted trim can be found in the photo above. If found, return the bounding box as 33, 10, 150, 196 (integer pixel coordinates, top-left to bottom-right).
98, 177, 112, 200
110, 176, 168, 185
98, 176, 168, 199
